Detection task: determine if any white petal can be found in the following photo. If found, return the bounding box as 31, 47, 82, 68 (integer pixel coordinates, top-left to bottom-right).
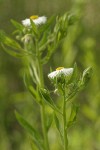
48, 68, 73, 79
33, 16, 47, 25
60, 68, 73, 76
22, 19, 30, 27
22, 16, 47, 27
48, 70, 58, 79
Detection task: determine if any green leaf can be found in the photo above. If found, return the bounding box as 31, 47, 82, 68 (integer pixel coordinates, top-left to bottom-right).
40, 88, 62, 114
23, 73, 41, 104
28, 85, 41, 104
39, 15, 55, 34
46, 113, 53, 131
67, 104, 79, 128
41, 43, 56, 64
39, 32, 48, 51
28, 85, 37, 98
68, 63, 79, 84
40, 88, 55, 107
53, 113, 63, 138
15, 111, 43, 150
0, 30, 22, 50
11, 19, 24, 31
30, 19, 39, 37
1, 43, 31, 59
30, 138, 39, 150
60, 12, 68, 32
1, 43, 26, 58
30, 65, 40, 84
54, 13, 68, 40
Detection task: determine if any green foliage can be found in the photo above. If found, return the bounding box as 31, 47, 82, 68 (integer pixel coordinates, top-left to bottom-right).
46, 114, 53, 132
0, 0, 99, 149
81, 67, 93, 87
15, 111, 43, 150
67, 104, 79, 128
0, 11, 93, 150
40, 88, 61, 114
11, 19, 24, 31
0, 30, 21, 49
53, 113, 63, 138
0, 30, 31, 57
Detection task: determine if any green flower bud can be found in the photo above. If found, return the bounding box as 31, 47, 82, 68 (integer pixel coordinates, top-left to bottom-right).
81, 67, 93, 87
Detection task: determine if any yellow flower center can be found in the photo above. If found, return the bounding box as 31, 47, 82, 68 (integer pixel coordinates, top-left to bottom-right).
30, 15, 39, 20
56, 67, 64, 71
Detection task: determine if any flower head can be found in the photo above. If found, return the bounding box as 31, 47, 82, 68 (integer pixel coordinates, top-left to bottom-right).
48, 67, 73, 93
48, 67, 73, 79
22, 15, 47, 27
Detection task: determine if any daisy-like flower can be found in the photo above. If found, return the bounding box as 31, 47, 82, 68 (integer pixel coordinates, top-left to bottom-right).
22, 15, 47, 27
48, 67, 73, 79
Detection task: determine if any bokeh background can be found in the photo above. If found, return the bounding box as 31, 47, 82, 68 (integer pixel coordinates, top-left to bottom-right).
0, 0, 100, 150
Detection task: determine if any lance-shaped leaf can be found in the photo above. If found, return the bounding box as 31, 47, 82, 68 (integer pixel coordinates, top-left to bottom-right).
67, 104, 79, 128
0, 30, 22, 50
30, 19, 39, 37
23, 73, 41, 104
68, 63, 79, 84
53, 113, 63, 138
39, 32, 48, 50
11, 19, 24, 31
46, 113, 53, 132
15, 111, 43, 150
40, 88, 62, 114
0, 30, 31, 57
28, 85, 41, 104
39, 15, 55, 34
1, 43, 27, 58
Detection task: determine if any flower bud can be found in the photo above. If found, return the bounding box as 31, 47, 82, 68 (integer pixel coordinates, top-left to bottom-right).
81, 67, 93, 87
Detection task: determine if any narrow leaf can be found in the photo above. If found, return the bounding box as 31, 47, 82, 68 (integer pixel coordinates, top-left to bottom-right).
54, 113, 63, 138
67, 104, 79, 128
0, 30, 22, 50
39, 15, 55, 33
68, 63, 78, 84
40, 88, 62, 114
15, 111, 43, 150
28, 85, 41, 104
30, 19, 39, 37
11, 19, 24, 31
46, 113, 53, 131
1, 44, 24, 58
23, 74, 41, 104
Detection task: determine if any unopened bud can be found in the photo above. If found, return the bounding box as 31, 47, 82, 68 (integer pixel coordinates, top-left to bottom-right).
81, 67, 93, 86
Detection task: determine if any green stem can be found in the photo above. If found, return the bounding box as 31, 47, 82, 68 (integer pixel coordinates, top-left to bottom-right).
36, 41, 50, 150
41, 102, 50, 150
39, 61, 50, 150
63, 91, 68, 150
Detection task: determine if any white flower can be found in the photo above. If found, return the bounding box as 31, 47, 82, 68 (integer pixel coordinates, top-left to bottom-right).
48, 67, 73, 79
22, 15, 47, 27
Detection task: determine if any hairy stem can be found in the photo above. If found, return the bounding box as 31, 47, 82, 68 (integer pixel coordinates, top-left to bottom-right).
63, 91, 68, 150
41, 102, 50, 150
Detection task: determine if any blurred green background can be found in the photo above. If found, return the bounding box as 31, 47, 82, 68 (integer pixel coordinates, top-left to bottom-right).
0, 0, 100, 150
